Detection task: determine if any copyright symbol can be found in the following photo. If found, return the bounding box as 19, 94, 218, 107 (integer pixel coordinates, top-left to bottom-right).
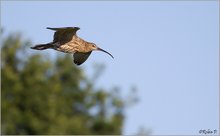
199, 130, 206, 134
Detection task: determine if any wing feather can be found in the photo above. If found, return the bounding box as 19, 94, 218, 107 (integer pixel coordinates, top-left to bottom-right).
73, 51, 92, 65
47, 27, 80, 44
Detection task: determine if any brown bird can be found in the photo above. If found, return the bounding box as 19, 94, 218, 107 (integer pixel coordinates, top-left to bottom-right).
31, 27, 114, 65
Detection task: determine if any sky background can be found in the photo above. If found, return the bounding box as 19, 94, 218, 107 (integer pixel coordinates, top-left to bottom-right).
1, 1, 219, 135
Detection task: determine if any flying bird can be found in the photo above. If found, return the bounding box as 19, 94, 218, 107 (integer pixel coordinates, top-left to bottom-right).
31, 27, 114, 65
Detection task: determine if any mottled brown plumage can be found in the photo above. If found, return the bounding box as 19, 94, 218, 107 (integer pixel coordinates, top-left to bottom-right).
31, 27, 113, 65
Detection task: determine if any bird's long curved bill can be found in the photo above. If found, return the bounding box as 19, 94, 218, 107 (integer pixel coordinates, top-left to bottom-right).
97, 47, 114, 59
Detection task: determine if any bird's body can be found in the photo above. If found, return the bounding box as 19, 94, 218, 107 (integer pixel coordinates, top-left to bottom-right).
31, 27, 113, 65
53, 35, 89, 53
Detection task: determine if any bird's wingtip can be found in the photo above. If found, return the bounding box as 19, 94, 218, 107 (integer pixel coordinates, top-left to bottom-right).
46, 26, 80, 28
46, 27, 52, 30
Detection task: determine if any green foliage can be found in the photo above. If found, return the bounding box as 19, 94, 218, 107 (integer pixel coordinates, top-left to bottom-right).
1, 32, 128, 135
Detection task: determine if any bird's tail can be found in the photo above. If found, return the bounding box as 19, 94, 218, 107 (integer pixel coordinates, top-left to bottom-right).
31, 43, 54, 50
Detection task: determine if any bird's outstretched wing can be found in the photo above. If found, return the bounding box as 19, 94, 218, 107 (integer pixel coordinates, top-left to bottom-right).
47, 27, 80, 44
73, 51, 92, 65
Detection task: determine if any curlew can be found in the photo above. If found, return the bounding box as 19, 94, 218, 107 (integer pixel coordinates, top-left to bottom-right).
31, 27, 114, 65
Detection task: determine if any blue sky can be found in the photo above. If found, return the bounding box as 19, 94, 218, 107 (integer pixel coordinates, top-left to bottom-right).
1, 1, 219, 135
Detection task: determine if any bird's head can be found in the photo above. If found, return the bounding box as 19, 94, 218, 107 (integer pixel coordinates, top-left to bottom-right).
89, 43, 114, 59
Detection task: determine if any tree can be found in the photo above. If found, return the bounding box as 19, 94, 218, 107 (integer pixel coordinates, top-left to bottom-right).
1, 31, 134, 135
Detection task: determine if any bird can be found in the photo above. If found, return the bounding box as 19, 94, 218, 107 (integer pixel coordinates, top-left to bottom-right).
31, 27, 114, 65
